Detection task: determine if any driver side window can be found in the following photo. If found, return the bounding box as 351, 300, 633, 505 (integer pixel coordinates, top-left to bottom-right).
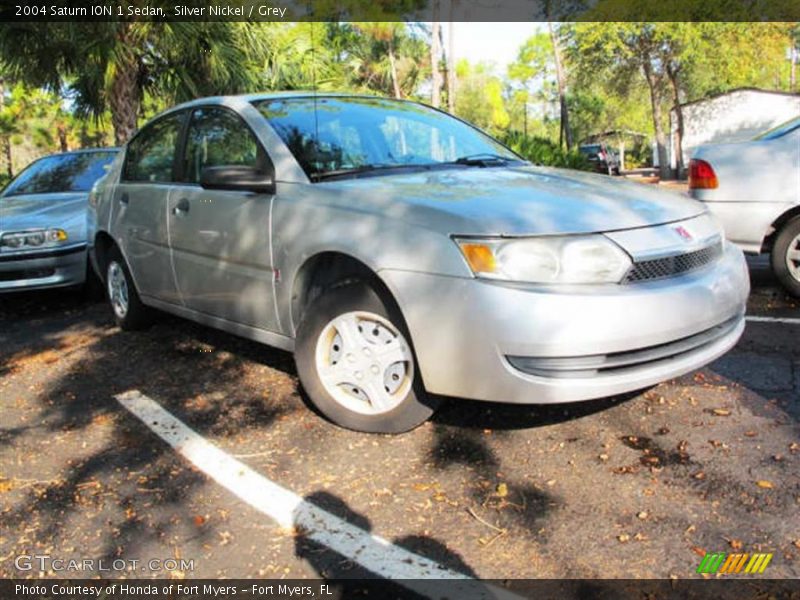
182, 107, 267, 184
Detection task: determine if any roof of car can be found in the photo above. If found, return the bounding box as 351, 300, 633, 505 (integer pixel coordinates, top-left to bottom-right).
168, 92, 407, 112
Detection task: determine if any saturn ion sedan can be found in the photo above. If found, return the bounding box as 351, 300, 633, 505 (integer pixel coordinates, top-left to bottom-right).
88, 94, 749, 432
0, 148, 118, 292
689, 116, 800, 297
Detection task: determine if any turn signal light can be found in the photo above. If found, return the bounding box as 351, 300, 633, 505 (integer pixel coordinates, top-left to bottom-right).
460, 243, 497, 274
689, 159, 718, 190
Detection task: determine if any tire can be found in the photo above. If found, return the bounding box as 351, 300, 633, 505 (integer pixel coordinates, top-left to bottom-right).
106, 246, 152, 330
770, 216, 800, 298
294, 280, 438, 433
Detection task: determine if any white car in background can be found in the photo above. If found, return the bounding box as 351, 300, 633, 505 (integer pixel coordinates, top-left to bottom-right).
690, 116, 800, 297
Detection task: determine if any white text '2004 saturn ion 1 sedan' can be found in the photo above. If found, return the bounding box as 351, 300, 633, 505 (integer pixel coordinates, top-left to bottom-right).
88, 94, 750, 432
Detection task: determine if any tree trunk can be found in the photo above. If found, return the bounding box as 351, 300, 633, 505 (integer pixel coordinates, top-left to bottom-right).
57, 121, 68, 152
666, 64, 685, 179
549, 22, 572, 150
109, 26, 142, 145
643, 60, 670, 181
0, 77, 11, 178
430, 12, 441, 108
446, 10, 456, 113
387, 39, 402, 99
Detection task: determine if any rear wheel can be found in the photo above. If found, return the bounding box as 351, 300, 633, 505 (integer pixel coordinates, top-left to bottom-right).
294, 281, 437, 433
771, 216, 800, 298
106, 247, 152, 330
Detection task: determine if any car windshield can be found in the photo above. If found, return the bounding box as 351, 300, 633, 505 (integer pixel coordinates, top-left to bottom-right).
3, 151, 117, 197
253, 96, 522, 180
579, 144, 601, 155
753, 116, 800, 141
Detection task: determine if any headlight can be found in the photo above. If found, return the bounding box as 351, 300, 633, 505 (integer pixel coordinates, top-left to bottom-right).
1, 229, 68, 250
455, 235, 632, 284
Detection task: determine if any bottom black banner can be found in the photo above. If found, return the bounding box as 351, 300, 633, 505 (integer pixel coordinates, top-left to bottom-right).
3, 579, 800, 600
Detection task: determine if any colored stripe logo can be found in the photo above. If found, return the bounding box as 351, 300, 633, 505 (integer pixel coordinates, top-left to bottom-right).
697, 552, 773, 574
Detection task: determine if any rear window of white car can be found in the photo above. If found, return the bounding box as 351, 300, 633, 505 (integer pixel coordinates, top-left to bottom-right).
754, 116, 800, 141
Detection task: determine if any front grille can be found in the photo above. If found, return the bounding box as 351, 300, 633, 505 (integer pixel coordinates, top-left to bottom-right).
624, 241, 723, 283
507, 314, 741, 379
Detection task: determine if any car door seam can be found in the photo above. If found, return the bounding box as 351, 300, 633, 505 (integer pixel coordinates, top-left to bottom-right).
167, 187, 187, 307
269, 195, 283, 333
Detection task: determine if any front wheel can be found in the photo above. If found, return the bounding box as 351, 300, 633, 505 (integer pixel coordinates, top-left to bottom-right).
294, 281, 438, 433
771, 216, 800, 298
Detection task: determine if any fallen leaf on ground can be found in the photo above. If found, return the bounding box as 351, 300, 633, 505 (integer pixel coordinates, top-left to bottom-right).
756, 480, 774, 489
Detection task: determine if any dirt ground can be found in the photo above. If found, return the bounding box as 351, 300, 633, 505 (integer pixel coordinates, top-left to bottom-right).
0, 256, 798, 581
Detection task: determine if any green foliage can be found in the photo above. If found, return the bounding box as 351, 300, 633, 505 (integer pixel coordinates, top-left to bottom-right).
0, 20, 796, 176
502, 132, 591, 170
455, 61, 510, 135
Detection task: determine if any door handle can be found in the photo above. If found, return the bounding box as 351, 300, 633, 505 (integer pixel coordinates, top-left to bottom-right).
120, 192, 129, 205
172, 198, 190, 216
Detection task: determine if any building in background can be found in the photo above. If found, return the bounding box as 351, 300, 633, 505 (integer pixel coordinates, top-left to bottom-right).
670, 88, 800, 172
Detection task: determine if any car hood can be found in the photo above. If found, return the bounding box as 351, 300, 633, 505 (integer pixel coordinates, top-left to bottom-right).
0, 192, 88, 241
327, 165, 706, 235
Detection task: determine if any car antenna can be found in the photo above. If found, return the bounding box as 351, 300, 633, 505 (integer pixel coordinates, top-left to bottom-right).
310, 21, 320, 157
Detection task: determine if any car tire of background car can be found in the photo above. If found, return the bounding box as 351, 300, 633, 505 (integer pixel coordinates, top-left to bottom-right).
294, 280, 438, 433
771, 216, 800, 298
106, 246, 152, 330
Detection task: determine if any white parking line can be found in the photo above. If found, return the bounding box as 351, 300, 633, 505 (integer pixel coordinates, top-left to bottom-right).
115, 390, 521, 599
746, 315, 800, 325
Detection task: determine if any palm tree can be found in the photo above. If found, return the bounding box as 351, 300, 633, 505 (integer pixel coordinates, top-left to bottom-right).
0, 22, 271, 144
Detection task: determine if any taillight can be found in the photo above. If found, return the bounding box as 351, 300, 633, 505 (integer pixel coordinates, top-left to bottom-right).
689, 159, 718, 190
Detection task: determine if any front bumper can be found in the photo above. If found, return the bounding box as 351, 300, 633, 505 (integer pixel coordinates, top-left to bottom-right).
380, 243, 749, 404
0, 244, 88, 292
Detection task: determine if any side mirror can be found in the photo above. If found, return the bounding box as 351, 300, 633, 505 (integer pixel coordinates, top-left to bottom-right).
200, 165, 275, 194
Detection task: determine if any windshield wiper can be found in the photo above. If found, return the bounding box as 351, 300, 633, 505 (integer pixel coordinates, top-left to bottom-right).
310, 163, 434, 182
452, 153, 520, 167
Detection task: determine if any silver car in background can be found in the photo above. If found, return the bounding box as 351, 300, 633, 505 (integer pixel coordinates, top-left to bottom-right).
0, 148, 118, 292
89, 94, 749, 433
690, 116, 800, 297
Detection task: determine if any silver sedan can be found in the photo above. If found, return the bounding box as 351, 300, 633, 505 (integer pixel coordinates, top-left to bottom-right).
690, 116, 800, 297
89, 94, 749, 432
0, 149, 118, 292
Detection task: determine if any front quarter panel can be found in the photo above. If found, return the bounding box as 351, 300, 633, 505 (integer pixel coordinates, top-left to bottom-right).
271, 181, 471, 333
